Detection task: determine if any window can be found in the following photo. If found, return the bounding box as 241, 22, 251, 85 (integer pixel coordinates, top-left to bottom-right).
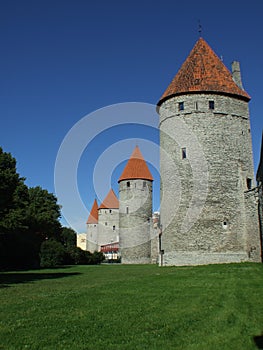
113, 225, 115, 231
182, 147, 187, 159
222, 221, 228, 229
195, 101, 198, 110
143, 181, 146, 188
246, 178, 252, 190
127, 181, 130, 188
209, 100, 214, 110
105, 222, 107, 226
109, 209, 112, 213
178, 102, 184, 111
126, 206, 129, 214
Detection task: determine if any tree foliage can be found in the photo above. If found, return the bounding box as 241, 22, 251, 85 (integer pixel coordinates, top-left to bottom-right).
0, 147, 105, 270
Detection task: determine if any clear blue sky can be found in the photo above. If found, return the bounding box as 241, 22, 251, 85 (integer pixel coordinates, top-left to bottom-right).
1, 0, 262, 232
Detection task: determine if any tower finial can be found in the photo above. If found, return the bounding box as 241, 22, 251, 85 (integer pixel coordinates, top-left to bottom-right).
198, 20, 202, 37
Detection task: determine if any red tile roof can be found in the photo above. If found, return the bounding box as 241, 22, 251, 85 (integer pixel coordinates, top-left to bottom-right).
157, 37, 250, 106
118, 146, 153, 182
86, 199, 98, 224
99, 189, 119, 209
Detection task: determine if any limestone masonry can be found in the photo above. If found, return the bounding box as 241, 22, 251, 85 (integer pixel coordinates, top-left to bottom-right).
78, 37, 262, 265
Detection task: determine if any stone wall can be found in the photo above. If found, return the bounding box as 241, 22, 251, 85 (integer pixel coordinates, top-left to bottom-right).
119, 179, 152, 263
97, 208, 119, 248
159, 93, 261, 265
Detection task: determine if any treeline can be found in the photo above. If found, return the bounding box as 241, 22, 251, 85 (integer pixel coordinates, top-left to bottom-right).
0, 147, 104, 270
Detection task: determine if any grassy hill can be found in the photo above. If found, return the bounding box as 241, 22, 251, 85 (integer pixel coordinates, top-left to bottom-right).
1, 263, 263, 349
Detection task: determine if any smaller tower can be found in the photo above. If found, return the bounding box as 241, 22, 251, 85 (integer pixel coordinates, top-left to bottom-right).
97, 189, 119, 249
118, 146, 154, 264
86, 199, 99, 252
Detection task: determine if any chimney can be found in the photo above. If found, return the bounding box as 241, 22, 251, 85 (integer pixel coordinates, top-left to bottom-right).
231, 61, 244, 90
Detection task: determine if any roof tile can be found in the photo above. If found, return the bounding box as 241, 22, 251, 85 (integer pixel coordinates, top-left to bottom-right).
99, 189, 119, 209
86, 199, 99, 224
158, 37, 250, 106
118, 146, 153, 182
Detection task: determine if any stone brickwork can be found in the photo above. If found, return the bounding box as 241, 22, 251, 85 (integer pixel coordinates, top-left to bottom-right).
119, 179, 152, 263
159, 93, 261, 266
97, 208, 119, 247
86, 223, 98, 252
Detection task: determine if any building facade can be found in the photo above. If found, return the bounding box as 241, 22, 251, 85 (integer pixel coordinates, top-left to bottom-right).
81, 146, 159, 263
79, 37, 262, 266
158, 37, 261, 265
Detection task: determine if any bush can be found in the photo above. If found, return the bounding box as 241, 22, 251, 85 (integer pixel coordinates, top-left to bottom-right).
40, 240, 66, 268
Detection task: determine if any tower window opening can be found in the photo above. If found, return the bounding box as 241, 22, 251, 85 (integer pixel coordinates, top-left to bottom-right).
195, 102, 198, 110
222, 221, 228, 229
182, 147, 187, 159
126, 206, 129, 214
109, 209, 112, 213
127, 181, 130, 188
143, 181, 146, 188
178, 102, 184, 111
105, 222, 107, 226
113, 225, 115, 231
209, 100, 215, 110
246, 178, 252, 190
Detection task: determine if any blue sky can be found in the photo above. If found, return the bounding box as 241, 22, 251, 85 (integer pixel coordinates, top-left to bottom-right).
1, 0, 262, 232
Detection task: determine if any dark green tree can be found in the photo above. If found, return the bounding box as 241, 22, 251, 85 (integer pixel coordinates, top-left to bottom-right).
26, 186, 61, 241
40, 240, 66, 268
0, 147, 29, 233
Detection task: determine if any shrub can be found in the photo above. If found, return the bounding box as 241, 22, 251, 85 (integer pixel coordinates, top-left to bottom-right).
40, 240, 66, 268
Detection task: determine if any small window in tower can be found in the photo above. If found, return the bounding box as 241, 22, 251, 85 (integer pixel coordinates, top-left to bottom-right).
182, 147, 187, 159
246, 178, 252, 190
126, 206, 129, 214
195, 101, 198, 110
143, 181, 146, 188
222, 221, 228, 229
113, 225, 115, 231
109, 209, 112, 214
209, 100, 215, 110
127, 181, 130, 188
178, 102, 184, 111
94, 224, 96, 227
105, 222, 107, 226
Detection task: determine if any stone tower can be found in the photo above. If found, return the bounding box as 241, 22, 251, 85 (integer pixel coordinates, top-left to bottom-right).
97, 189, 119, 248
86, 199, 99, 252
118, 146, 154, 263
158, 37, 261, 266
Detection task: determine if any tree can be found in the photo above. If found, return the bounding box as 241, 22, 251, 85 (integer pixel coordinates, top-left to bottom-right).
0, 147, 29, 233
40, 240, 66, 268
60, 227, 77, 248
26, 186, 61, 241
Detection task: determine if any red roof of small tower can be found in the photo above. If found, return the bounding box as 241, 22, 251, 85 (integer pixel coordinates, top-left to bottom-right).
118, 146, 153, 182
98, 189, 119, 209
157, 37, 250, 106
86, 199, 98, 224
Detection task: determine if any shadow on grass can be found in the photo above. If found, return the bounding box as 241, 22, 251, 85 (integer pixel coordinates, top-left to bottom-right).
254, 335, 263, 349
0, 269, 81, 288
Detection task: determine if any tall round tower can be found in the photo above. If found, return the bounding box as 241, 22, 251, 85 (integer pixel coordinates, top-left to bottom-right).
158, 38, 261, 266
118, 146, 154, 263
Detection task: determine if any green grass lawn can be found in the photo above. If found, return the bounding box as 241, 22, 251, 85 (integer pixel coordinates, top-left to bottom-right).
1, 263, 263, 350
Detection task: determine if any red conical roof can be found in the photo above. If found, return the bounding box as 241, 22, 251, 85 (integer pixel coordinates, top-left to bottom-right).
86, 199, 98, 224
98, 189, 119, 209
157, 37, 250, 106
118, 146, 153, 182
